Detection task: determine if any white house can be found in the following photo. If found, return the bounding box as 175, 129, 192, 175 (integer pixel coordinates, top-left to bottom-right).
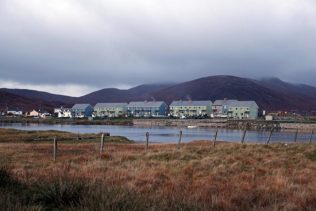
54, 107, 73, 118
39, 110, 52, 118
7, 108, 23, 116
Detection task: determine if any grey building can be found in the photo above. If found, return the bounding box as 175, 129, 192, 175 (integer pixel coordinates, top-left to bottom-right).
227, 101, 259, 119
169, 100, 212, 118
212, 99, 238, 117
72, 104, 93, 118
94, 103, 128, 118
127, 101, 168, 117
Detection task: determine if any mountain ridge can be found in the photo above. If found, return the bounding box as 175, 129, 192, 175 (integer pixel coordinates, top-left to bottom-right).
1, 75, 316, 113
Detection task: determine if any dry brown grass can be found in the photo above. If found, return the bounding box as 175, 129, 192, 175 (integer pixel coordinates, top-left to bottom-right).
0, 129, 316, 210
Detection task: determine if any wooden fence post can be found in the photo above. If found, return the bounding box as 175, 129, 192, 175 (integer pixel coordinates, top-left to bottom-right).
213, 128, 219, 147
145, 132, 149, 152
309, 130, 314, 144
266, 128, 273, 144
294, 129, 298, 143
177, 130, 182, 150
241, 129, 247, 144
53, 137, 57, 161
100, 133, 105, 156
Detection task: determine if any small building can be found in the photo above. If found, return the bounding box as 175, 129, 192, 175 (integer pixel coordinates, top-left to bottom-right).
212, 99, 238, 118
7, 107, 23, 116
227, 101, 259, 119
72, 104, 93, 118
94, 103, 128, 118
54, 107, 73, 118
27, 109, 40, 118
169, 100, 212, 118
265, 115, 274, 121
39, 110, 52, 119
127, 101, 168, 117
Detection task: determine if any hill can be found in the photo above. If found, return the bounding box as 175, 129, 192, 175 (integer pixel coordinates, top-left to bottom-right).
1, 76, 316, 112
75, 83, 174, 105
152, 76, 316, 111
0, 88, 75, 103
0, 92, 62, 112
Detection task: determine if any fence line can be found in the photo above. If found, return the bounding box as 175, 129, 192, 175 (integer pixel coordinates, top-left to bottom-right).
53, 137, 57, 161
213, 128, 218, 147
266, 128, 274, 144
294, 129, 298, 142
100, 133, 105, 157
178, 130, 182, 150
129, 129, 312, 146
145, 132, 149, 152
48, 128, 314, 162
241, 130, 247, 144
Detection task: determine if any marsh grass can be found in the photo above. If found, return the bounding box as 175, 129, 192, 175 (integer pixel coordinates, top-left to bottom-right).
0, 128, 133, 144
31, 177, 86, 209
0, 129, 315, 210
0, 117, 134, 126
305, 150, 316, 161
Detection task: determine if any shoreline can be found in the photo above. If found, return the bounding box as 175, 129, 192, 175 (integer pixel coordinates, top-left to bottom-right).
1, 117, 316, 131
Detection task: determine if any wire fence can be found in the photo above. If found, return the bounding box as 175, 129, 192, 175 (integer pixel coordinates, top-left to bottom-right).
49, 129, 314, 161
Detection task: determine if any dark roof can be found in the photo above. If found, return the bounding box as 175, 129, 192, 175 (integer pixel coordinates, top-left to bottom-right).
228, 101, 258, 108
72, 104, 92, 110
128, 101, 166, 108
170, 100, 212, 107
94, 103, 128, 109
213, 99, 238, 106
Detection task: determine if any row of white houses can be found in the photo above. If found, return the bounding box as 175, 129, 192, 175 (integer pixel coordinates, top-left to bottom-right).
2, 108, 52, 118
54, 99, 259, 119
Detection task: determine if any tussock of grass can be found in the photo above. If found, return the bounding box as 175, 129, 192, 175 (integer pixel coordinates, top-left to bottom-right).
32, 177, 85, 209
305, 150, 316, 161
104, 136, 131, 143
148, 152, 180, 161
0, 166, 14, 188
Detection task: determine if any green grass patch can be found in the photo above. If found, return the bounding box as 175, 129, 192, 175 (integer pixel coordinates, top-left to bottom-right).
148, 152, 180, 161
304, 150, 316, 161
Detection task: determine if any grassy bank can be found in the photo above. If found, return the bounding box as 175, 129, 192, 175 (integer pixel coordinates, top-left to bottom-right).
0, 129, 315, 210
0, 128, 132, 143
0, 117, 134, 126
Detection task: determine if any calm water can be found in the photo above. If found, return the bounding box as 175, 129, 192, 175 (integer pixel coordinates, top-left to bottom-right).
0, 123, 313, 143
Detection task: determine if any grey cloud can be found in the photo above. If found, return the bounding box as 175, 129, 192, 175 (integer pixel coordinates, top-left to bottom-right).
1, 0, 316, 93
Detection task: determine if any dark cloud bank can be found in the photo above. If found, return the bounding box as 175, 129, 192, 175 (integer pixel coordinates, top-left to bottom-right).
0, 0, 316, 96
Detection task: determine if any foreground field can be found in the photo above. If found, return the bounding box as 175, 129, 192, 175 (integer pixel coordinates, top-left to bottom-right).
0, 129, 316, 210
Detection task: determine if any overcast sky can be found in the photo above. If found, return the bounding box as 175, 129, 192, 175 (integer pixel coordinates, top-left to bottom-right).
0, 0, 316, 96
